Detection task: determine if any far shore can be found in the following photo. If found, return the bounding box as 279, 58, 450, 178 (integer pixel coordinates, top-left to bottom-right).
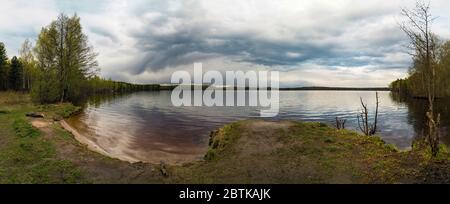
157, 84, 391, 91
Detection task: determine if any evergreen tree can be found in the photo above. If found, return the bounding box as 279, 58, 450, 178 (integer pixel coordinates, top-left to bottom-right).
9, 56, 23, 91
0, 42, 8, 90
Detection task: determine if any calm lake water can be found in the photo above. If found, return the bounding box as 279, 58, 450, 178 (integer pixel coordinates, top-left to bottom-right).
66, 91, 450, 164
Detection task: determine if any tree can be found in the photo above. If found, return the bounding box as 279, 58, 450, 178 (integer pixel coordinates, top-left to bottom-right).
0, 42, 8, 91
32, 22, 60, 103
33, 13, 99, 103
19, 39, 37, 91
9, 56, 23, 91
400, 1, 440, 157
437, 41, 450, 96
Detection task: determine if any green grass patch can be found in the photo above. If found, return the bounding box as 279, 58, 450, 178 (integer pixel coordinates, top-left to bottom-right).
12, 118, 41, 138
204, 122, 242, 161
38, 103, 81, 118
0, 96, 86, 184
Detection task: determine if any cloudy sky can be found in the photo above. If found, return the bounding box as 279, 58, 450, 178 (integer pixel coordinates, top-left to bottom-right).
1, 0, 449, 87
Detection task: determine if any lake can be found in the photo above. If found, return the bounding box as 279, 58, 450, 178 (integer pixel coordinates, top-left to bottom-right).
66, 91, 450, 164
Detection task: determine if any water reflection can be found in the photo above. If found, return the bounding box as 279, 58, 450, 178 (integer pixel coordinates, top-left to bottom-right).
390, 92, 450, 146
66, 91, 449, 164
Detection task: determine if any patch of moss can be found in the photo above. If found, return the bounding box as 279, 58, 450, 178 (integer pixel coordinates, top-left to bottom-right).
204, 122, 242, 161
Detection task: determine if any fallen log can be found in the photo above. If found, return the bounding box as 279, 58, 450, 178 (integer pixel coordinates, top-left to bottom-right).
26, 112, 45, 118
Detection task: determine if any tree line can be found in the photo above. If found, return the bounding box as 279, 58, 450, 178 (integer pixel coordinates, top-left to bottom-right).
390, 39, 450, 98
0, 13, 159, 104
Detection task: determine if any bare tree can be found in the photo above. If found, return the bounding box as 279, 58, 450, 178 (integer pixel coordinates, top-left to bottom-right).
400, 1, 440, 157
357, 92, 379, 136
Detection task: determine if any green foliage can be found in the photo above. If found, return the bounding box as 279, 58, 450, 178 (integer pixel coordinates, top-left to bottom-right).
391, 40, 450, 98
32, 13, 98, 103
86, 76, 160, 94
37, 103, 81, 118
30, 68, 59, 103
19, 39, 39, 91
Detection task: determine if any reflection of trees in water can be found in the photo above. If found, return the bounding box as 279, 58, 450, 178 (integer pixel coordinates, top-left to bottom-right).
390, 92, 450, 145
75, 92, 134, 108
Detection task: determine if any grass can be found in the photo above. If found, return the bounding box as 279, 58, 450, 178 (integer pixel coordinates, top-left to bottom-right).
37, 103, 81, 119
170, 120, 450, 184
0, 92, 85, 183
13, 118, 41, 138
0, 91, 30, 105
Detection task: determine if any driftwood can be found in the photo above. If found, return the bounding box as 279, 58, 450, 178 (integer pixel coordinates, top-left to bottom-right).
357, 92, 379, 136
335, 117, 346, 130
25, 112, 45, 118
0, 110, 11, 114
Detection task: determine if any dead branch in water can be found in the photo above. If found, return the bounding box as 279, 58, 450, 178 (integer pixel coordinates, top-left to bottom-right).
335, 117, 346, 130
357, 92, 379, 136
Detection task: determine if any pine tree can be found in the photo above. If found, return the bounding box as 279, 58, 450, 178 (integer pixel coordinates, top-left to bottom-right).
9, 56, 23, 91
0, 42, 8, 91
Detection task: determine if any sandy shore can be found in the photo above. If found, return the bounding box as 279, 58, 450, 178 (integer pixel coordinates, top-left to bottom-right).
59, 120, 204, 165
60, 120, 140, 163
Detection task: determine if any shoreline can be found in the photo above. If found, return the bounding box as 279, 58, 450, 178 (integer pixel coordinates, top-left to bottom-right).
60, 119, 206, 165
60, 120, 139, 164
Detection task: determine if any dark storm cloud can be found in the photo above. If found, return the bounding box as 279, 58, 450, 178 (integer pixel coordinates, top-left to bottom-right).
125, 0, 412, 74
130, 26, 405, 73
